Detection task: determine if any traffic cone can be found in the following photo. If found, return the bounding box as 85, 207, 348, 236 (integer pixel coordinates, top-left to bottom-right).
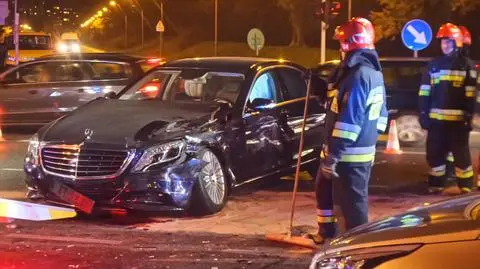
384, 120, 403, 154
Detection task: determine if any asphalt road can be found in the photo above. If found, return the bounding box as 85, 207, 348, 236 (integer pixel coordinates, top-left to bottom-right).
0, 130, 479, 268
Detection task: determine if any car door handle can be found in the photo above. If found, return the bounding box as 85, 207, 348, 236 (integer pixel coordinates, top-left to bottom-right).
77, 88, 85, 93
28, 89, 38, 95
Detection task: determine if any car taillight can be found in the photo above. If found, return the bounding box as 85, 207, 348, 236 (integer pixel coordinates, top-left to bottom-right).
147, 58, 166, 65
138, 82, 162, 98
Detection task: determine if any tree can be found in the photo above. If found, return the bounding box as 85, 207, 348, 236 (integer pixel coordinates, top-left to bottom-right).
371, 0, 480, 41
276, 0, 312, 47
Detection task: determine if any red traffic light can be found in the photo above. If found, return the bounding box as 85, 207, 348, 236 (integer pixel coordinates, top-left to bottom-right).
313, 1, 342, 19
330, 2, 341, 16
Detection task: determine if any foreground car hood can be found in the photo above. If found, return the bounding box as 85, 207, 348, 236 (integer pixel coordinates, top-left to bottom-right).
328, 194, 480, 250
40, 99, 214, 145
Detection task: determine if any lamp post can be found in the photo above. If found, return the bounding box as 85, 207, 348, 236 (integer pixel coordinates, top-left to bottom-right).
14, 0, 19, 65
110, 1, 128, 49
214, 0, 218, 56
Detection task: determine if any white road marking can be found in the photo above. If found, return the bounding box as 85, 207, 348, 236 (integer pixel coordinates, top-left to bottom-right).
6, 234, 123, 245
0, 168, 24, 172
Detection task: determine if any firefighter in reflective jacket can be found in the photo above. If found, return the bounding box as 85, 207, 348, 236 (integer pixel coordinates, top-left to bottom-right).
312, 17, 388, 244
445, 26, 472, 180
419, 23, 477, 194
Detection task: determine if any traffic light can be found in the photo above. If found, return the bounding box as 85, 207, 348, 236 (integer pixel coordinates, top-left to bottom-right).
314, 0, 342, 22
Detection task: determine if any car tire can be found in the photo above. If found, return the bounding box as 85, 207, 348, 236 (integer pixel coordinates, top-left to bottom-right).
189, 149, 229, 215
394, 113, 427, 147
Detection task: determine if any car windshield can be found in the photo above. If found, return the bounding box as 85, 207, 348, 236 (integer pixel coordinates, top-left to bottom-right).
6, 35, 52, 50
119, 69, 245, 105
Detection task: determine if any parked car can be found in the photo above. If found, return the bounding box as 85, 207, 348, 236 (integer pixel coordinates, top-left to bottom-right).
24, 57, 327, 215
309, 193, 480, 269
0, 53, 164, 126
316, 57, 431, 146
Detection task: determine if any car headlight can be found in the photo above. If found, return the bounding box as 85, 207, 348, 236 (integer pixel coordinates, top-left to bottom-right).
25, 134, 40, 165
309, 244, 421, 269
132, 141, 185, 172
57, 42, 68, 53
71, 43, 81, 53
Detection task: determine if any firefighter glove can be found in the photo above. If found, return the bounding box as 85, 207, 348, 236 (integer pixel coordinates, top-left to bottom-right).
320, 155, 339, 180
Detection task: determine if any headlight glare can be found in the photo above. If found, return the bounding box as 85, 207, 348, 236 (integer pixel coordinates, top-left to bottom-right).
26, 134, 40, 165
133, 141, 185, 172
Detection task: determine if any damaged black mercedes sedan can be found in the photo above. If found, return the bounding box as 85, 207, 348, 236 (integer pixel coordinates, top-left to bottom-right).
24, 57, 326, 215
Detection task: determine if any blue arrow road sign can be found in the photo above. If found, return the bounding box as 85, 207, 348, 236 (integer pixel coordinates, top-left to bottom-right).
401, 19, 432, 51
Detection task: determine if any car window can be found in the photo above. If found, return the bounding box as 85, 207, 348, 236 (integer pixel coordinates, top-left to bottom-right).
247, 71, 280, 104
119, 70, 245, 104
89, 62, 133, 80
3, 62, 55, 84
165, 72, 244, 104
50, 62, 91, 82
277, 68, 306, 100
382, 61, 427, 91
119, 72, 170, 100
6, 35, 52, 50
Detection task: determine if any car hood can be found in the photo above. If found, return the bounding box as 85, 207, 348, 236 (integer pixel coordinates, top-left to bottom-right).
40, 98, 218, 145
326, 194, 480, 251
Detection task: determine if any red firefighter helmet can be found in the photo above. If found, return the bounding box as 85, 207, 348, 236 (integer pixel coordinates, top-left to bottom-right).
458, 26, 472, 46
436, 23, 463, 47
334, 17, 375, 52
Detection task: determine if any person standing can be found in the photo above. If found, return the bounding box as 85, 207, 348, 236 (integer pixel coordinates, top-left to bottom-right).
419, 23, 477, 194
312, 17, 388, 244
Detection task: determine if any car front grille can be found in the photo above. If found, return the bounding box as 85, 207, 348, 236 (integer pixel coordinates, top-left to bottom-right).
41, 144, 132, 179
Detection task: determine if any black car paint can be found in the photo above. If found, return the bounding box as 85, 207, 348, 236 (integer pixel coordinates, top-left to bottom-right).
25, 57, 327, 212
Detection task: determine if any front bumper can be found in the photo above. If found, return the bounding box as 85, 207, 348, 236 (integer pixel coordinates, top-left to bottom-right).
24, 157, 205, 211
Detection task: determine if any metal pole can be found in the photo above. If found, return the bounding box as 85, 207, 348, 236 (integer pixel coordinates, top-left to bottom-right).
160, 1, 164, 56
141, 9, 144, 49
321, 21, 326, 64
414, 50, 418, 58
214, 0, 218, 56
320, 0, 328, 64
124, 15, 128, 49
348, 0, 352, 19
14, 0, 19, 65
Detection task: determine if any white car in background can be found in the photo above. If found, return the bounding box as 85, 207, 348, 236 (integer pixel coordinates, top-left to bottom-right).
57, 32, 81, 53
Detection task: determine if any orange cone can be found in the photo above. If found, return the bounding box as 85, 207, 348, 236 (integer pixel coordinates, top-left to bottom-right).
384, 120, 403, 155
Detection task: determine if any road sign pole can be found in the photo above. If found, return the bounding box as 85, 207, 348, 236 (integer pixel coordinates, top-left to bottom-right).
414, 50, 418, 58
160, 1, 164, 56
348, 0, 352, 19
14, 0, 19, 65
320, 0, 329, 64
214, 0, 218, 56
320, 21, 326, 64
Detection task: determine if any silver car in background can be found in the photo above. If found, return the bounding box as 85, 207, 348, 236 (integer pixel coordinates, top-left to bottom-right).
0, 53, 165, 126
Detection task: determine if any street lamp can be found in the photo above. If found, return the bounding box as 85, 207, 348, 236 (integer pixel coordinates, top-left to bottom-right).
102, 7, 109, 12
128, 0, 145, 49
110, 0, 129, 49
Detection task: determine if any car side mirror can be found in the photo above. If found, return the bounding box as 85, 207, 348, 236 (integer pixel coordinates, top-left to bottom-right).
310, 74, 328, 97
248, 98, 275, 112
104, 91, 117, 99
211, 101, 233, 124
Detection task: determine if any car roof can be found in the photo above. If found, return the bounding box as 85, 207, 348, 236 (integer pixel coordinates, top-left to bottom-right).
38, 53, 147, 63
320, 57, 431, 66
163, 57, 302, 73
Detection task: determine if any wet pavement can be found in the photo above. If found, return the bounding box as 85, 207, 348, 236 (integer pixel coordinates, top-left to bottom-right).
0, 131, 479, 268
